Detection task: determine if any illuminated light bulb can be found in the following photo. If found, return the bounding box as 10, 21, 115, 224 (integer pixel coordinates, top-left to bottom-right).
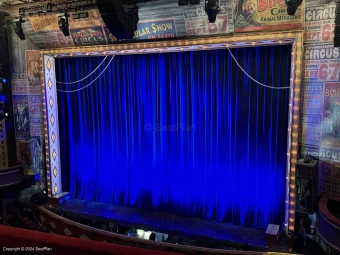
290, 185, 296, 189
289, 210, 295, 214
289, 226, 294, 230
292, 150, 297, 155
289, 201, 295, 205
289, 218, 294, 222
290, 193, 295, 197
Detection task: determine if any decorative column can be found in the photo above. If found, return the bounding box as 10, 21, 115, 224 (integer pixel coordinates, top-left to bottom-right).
43, 55, 61, 197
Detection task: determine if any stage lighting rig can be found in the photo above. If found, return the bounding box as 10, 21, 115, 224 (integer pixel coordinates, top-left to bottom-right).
57, 13, 70, 37
205, 0, 220, 23
285, 0, 303, 16
13, 18, 25, 41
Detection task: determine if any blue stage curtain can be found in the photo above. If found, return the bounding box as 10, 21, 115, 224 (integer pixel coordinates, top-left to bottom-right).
56, 45, 291, 229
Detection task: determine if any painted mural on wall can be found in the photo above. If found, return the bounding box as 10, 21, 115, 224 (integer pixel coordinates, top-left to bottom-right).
134, 19, 177, 39
299, 1, 340, 201
13, 95, 30, 140
183, 3, 231, 35
321, 82, 340, 148
234, 0, 304, 32
11, 48, 45, 191
25, 50, 41, 92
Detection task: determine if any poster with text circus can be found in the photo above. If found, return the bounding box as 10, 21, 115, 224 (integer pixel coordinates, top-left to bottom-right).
302, 44, 340, 82
304, 3, 336, 44
183, 3, 233, 36
321, 82, 340, 149
134, 19, 177, 40
235, 0, 303, 32
29, 9, 104, 32
13, 95, 30, 140
43, 31, 74, 48
11, 79, 28, 95
25, 51, 41, 89
103, 26, 116, 43
71, 27, 106, 46
318, 160, 340, 201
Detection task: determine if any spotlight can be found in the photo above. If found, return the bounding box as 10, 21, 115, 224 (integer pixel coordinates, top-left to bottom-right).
0, 95, 6, 102
0, 112, 8, 120
285, 0, 303, 16
57, 13, 70, 36
205, 0, 220, 23
13, 18, 25, 40
0, 77, 7, 84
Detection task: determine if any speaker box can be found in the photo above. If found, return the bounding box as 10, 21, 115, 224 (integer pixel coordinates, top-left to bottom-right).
97, 0, 138, 39
295, 159, 318, 214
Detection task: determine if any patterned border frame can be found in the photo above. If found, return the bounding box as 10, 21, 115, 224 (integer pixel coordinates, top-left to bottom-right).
42, 55, 61, 197
41, 31, 303, 233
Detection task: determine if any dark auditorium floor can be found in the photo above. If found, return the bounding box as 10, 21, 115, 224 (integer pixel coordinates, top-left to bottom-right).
45, 199, 290, 252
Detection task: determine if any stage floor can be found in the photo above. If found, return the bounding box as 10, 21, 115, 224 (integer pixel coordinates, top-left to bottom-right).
45, 199, 289, 252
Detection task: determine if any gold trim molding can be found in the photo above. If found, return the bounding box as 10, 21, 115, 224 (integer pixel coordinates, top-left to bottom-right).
40, 30, 303, 234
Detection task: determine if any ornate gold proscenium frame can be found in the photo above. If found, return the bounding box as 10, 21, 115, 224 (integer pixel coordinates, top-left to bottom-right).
40, 31, 303, 233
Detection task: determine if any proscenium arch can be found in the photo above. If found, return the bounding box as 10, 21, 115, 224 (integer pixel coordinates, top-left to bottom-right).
40, 30, 303, 233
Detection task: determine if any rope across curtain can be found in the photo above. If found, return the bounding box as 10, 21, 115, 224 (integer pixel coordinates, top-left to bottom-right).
56, 45, 291, 229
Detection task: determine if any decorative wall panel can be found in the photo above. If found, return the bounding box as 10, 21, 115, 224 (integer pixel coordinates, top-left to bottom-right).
43, 56, 61, 196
